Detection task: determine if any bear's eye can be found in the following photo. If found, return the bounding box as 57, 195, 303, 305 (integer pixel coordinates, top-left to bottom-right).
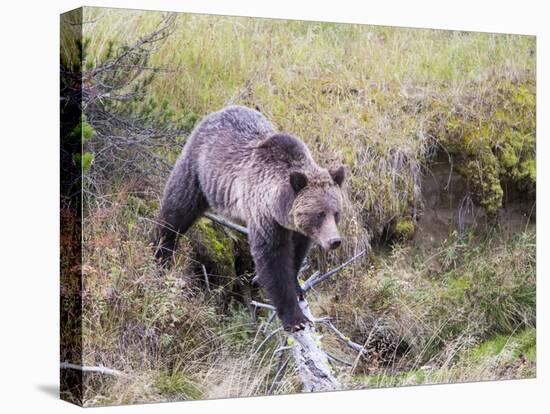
317, 212, 326, 221
334, 211, 340, 223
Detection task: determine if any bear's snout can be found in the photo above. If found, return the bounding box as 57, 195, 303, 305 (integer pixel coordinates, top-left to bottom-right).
319, 235, 342, 251
328, 237, 341, 250
316, 216, 342, 251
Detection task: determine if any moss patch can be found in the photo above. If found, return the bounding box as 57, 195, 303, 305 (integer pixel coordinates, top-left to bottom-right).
431, 76, 535, 216
392, 216, 416, 240
191, 218, 237, 280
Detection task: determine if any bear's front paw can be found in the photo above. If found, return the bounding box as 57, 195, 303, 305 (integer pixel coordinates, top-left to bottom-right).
283, 312, 311, 333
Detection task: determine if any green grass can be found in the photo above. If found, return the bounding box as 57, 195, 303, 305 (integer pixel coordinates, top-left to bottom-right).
468, 328, 536, 363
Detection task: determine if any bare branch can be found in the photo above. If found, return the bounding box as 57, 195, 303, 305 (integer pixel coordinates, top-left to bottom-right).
268, 355, 291, 394
253, 327, 283, 356
301, 270, 320, 290
201, 264, 211, 292
262, 310, 277, 334
274, 345, 296, 354
204, 212, 249, 235
60, 362, 128, 377
321, 320, 367, 355
251, 300, 276, 311
326, 352, 353, 367
302, 249, 367, 292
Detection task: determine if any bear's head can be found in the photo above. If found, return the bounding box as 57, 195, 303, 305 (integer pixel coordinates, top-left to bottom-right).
289, 166, 345, 251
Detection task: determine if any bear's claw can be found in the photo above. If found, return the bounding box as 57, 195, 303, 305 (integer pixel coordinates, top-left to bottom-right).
283, 316, 311, 333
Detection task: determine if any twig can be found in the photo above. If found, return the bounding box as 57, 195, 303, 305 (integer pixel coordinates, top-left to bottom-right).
322, 320, 367, 355
201, 264, 211, 292
274, 345, 296, 354
263, 310, 278, 334
253, 327, 283, 356
298, 261, 310, 277
60, 362, 128, 377
204, 212, 249, 235
251, 300, 276, 311
326, 352, 354, 367
268, 355, 291, 394
301, 271, 320, 291
302, 250, 367, 292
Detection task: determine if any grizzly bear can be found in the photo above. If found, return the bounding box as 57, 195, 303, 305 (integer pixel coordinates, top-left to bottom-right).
155, 105, 345, 332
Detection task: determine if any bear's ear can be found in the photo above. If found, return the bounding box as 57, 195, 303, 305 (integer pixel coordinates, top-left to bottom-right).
329, 165, 345, 187
289, 171, 308, 193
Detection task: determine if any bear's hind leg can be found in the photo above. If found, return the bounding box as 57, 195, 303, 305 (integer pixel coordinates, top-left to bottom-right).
154, 164, 209, 265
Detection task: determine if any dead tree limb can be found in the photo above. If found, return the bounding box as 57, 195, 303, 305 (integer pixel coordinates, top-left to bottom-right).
60, 362, 128, 377
251, 298, 340, 389
251, 300, 275, 311
302, 270, 320, 289
302, 249, 367, 292
201, 264, 211, 292
263, 310, 277, 334
204, 212, 249, 235
269, 355, 291, 394
253, 327, 284, 356
321, 320, 366, 354
326, 352, 354, 367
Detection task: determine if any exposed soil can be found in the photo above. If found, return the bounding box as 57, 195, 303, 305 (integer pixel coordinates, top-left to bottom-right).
416, 153, 535, 246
